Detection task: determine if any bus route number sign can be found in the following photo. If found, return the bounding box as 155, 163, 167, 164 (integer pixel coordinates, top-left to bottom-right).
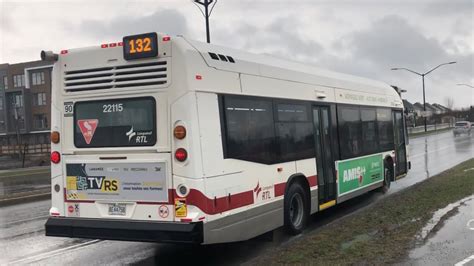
123, 32, 158, 60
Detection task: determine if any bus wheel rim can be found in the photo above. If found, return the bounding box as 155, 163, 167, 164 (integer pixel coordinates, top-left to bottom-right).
289, 193, 304, 227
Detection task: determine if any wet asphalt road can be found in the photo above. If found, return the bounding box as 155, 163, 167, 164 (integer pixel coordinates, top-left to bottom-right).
0, 130, 473, 265
407, 196, 474, 265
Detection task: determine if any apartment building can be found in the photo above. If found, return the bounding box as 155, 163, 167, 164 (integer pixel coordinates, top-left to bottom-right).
0, 60, 53, 154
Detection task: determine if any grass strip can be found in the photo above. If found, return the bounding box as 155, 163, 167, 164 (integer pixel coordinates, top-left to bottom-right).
255, 159, 474, 265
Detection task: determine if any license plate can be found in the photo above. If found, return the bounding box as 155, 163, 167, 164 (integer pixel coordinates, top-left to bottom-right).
108, 203, 126, 216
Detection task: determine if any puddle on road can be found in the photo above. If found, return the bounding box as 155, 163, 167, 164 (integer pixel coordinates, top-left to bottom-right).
407, 196, 474, 265
416, 195, 474, 242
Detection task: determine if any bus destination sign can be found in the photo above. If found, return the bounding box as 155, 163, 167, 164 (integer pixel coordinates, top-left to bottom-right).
123, 32, 158, 60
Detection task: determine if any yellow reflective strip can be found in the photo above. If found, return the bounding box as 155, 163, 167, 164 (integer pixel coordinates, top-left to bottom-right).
319, 200, 336, 210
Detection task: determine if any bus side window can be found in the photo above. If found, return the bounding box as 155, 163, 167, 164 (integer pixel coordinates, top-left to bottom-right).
361, 108, 378, 154
222, 96, 276, 164
376, 108, 394, 151
338, 106, 362, 159
275, 103, 314, 162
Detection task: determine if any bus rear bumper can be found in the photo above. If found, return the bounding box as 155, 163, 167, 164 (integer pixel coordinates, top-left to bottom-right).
45, 217, 203, 244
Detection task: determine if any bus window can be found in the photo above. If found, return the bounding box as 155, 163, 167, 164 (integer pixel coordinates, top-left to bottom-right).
361, 108, 378, 154
377, 108, 394, 151
276, 103, 308, 122
338, 106, 362, 159
275, 103, 314, 162
223, 97, 275, 164
74, 97, 156, 148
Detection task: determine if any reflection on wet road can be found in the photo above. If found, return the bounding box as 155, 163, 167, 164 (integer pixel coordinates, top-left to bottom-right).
408, 196, 474, 265
0, 130, 472, 265
390, 131, 474, 195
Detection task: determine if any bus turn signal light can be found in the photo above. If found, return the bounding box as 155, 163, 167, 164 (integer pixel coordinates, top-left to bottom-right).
51, 151, 61, 164
174, 126, 187, 139
175, 148, 188, 162
51, 131, 60, 143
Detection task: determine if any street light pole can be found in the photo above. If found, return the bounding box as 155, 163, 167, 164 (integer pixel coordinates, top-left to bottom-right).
193, 0, 217, 43
391, 61, 456, 132
422, 74, 426, 132
204, 0, 210, 43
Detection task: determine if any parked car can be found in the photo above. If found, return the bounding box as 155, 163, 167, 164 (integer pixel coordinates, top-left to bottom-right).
453, 121, 472, 136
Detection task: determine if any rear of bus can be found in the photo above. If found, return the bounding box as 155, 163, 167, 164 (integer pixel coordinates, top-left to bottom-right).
45, 33, 202, 243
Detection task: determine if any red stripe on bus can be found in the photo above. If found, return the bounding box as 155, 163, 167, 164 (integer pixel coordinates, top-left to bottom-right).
274, 175, 317, 197
307, 175, 318, 187
175, 189, 254, 215
274, 183, 286, 197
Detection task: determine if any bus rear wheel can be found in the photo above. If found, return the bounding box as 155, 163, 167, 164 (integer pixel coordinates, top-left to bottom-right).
381, 163, 393, 193
284, 182, 308, 235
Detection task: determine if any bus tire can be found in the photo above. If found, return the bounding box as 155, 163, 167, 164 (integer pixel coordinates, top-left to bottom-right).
284, 182, 308, 235
381, 161, 394, 193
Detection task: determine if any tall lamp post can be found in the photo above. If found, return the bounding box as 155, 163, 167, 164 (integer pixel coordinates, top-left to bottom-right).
193, 0, 218, 43
457, 84, 474, 122
391, 61, 456, 132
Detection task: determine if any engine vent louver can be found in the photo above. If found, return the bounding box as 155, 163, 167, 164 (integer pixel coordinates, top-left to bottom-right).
63, 61, 168, 91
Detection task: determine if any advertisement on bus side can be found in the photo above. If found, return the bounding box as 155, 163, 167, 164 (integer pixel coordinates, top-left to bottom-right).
337, 154, 384, 196
65, 162, 167, 202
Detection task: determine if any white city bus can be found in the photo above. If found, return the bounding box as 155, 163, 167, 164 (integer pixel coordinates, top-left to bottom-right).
44, 32, 409, 244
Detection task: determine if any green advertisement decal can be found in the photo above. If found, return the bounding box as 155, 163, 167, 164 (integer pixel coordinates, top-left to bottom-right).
337, 154, 383, 196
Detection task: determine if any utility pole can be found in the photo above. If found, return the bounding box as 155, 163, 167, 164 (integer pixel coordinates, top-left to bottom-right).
193, 0, 218, 43
391, 61, 456, 132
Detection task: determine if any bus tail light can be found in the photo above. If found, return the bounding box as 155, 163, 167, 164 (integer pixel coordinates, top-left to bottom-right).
51, 151, 61, 164
51, 131, 60, 144
175, 148, 188, 162
174, 125, 186, 139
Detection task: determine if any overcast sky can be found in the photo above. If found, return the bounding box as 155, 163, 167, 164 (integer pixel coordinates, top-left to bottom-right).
1, 0, 472, 108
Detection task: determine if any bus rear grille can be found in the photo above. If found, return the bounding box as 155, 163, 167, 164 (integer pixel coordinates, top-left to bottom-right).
63, 61, 168, 91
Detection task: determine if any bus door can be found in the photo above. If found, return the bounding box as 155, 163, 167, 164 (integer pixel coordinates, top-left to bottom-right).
312, 106, 337, 208
393, 110, 407, 177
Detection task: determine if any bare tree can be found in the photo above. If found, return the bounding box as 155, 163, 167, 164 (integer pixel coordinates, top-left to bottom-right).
445, 97, 454, 110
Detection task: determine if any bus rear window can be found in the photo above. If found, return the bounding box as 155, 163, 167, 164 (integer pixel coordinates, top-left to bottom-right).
74, 97, 156, 148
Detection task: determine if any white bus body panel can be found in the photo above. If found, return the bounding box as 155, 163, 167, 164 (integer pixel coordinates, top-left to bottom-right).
47, 33, 405, 244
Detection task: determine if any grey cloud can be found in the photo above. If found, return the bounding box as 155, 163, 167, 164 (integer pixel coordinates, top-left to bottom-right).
74, 9, 189, 39
348, 15, 448, 70
424, 0, 473, 15
214, 17, 324, 61
0, 3, 14, 32
352, 15, 472, 77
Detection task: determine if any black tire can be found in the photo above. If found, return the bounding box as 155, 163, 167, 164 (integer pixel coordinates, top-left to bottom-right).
284, 182, 309, 235
381, 162, 393, 193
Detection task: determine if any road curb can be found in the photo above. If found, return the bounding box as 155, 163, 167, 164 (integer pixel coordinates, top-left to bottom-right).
0, 192, 51, 207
